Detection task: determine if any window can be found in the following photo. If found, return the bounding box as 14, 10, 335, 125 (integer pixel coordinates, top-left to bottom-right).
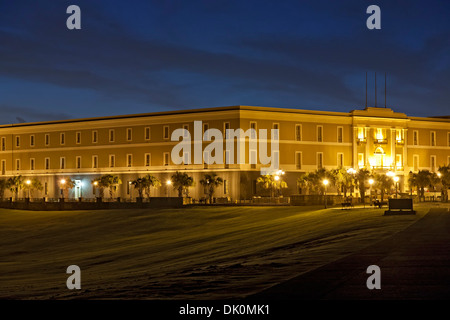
357, 127, 365, 140
223, 180, 229, 194
396, 129, 404, 143
145, 153, 151, 167
60, 157, 65, 169
413, 130, 418, 146
317, 126, 323, 142
337, 127, 343, 143
163, 152, 170, 166
431, 131, 436, 146
16, 159, 20, 171
30, 158, 35, 171
76, 132, 81, 144
92, 130, 98, 143
295, 124, 302, 141
145, 127, 151, 140
127, 154, 132, 167
273, 123, 279, 140
430, 155, 436, 172
60, 133, 65, 145
126, 181, 131, 195
203, 123, 209, 140
45, 134, 50, 146
295, 152, 302, 170
317, 152, 323, 169
375, 128, 384, 140
45, 158, 50, 170
44, 182, 48, 196
413, 155, 419, 172
224, 122, 230, 139
358, 153, 364, 167
109, 129, 115, 142
76, 156, 81, 169
183, 124, 189, 138
30, 135, 35, 147
250, 122, 257, 139
250, 149, 257, 169
1, 160, 5, 175
109, 154, 115, 168
92, 155, 98, 169
127, 128, 132, 141
16, 136, 20, 147
225, 150, 230, 169
1, 137, 5, 151
337, 153, 344, 168
396, 154, 402, 168
163, 126, 169, 139
448, 132, 450, 147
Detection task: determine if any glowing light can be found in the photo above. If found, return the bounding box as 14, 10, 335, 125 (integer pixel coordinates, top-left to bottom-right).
394, 176, 399, 182
386, 171, 394, 177
369, 178, 374, 185
26, 180, 31, 185
437, 172, 442, 178
93, 181, 98, 186
323, 179, 329, 186
166, 180, 172, 185
347, 168, 356, 174
274, 175, 280, 181
60, 179, 66, 185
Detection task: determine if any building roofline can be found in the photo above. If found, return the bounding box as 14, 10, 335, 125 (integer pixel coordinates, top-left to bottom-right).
0, 105, 448, 128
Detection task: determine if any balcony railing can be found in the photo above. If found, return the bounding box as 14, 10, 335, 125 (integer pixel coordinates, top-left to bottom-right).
357, 138, 367, 144
395, 139, 405, 145
374, 138, 387, 144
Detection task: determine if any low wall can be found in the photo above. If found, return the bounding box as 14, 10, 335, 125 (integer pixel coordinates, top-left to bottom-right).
0, 197, 183, 211
290, 194, 345, 206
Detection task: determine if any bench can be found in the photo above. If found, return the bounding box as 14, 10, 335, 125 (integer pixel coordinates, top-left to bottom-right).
384, 198, 415, 215
341, 202, 353, 209
373, 200, 387, 208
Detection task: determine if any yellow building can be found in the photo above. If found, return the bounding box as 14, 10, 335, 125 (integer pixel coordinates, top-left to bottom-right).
0, 106, 449, 200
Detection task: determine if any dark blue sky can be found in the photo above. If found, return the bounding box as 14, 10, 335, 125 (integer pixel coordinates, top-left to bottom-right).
0, 0, 449, 124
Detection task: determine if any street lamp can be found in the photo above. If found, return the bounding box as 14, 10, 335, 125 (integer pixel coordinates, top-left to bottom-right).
166, 179, 172, 197
60, 179, 66, 198
323, 179, 329, 209
26, 180, 31, 199
394, 176, 399, 199
369, 178, 374, 204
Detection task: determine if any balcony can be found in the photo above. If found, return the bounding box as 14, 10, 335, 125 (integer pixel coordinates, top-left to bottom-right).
374, 138, 387, 144
357, 138, 367, 145
395, 139, 405, 145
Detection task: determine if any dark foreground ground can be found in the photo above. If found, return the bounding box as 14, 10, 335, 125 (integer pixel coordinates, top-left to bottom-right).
252, 206, 450, 300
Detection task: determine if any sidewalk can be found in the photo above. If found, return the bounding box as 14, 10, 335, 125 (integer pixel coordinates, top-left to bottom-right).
251, 207, 450, 299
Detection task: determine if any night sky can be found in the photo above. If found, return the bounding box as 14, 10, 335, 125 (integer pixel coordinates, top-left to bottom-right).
0, 0, 449, 124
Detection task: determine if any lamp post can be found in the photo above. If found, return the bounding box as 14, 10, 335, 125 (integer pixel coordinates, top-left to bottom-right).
369, 178, 374, 205
26, 180, 31, 199
60, 179, 66, 199
394, 176, 399, 199
128, 181, 132, 201
166, 179, 172, 197
323, 179, 329, 209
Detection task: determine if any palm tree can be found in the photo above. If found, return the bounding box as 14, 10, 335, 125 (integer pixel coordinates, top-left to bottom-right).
356, 169, 371, 203
23, 178, 43, 198
0, 179, 7, 200
438, 165, 450, 202
375, 173, 393, 201
103, 174, 122, 199
407, 171, 416, 196
7, 175, 23, 200
131, 177, 146, 199
330, 168, 345, 196
171, 171, 194, 197
257, 174, 288, 197
413, 170, 432, 201
59, 178, 75, 199
296, 172, 309, 195
143, 174, 161, 199
200, 173, 223, 203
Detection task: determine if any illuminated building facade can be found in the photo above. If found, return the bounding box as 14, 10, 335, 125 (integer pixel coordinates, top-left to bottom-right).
0, 106, 449, 200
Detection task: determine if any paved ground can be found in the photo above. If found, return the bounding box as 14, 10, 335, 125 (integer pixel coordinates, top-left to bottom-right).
251, 206, 450, 300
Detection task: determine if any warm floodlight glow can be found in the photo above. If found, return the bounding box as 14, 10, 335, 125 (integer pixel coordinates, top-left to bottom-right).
26, 180, 31, 185
166, 180, 172, 185
347, 168, 356, 174
323, 179, 329, 186
369, 178, 374, 185
386, 171, 394, 177
60, 179, 66, 184
437, 172, 442, 178
274, 175, 280, 181
93, 181, 98, 186
394, 176, 399, 182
